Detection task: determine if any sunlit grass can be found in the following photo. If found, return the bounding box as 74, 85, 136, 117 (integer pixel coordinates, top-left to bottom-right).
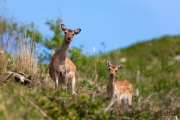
0, 30, 180, 119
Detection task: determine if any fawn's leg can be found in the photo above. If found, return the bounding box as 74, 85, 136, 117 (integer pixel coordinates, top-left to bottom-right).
128, 93, 132, 108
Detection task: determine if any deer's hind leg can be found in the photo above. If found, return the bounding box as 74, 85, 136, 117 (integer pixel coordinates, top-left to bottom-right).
55, 70, 66, 91
128, 93, 132, 108
67, 71, 77, 95
71, 76, 77, 95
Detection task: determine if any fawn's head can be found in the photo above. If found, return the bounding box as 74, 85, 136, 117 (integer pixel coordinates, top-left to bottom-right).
105, 60, 124, 77
61, 24, 81, 43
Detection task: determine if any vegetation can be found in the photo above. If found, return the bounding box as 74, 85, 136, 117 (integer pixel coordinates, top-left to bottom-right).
0, 15, 180, 119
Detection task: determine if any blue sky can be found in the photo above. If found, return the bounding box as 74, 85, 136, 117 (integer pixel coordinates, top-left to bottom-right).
1, 0, 180, 55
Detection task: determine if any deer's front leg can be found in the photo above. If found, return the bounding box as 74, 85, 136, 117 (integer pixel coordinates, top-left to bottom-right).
71, 76, 77, 95
54, 71, 60, 91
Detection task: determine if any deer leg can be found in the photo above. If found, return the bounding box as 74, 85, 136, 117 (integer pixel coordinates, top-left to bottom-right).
67, 81, 72, 89
128, 93, 132, 108
64, 70, 68, 93
71, 76, 77, 95
117, 97, 121, 105
54, 71, 59, 91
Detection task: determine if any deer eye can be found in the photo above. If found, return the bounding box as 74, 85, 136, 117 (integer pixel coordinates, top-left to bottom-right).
115, 70, 118, 72
64, 32, 67, 34
109, 68, 111, 70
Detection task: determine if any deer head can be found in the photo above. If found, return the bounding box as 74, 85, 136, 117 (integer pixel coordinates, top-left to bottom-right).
106, 60, 124, 77
61, 24, 81, 43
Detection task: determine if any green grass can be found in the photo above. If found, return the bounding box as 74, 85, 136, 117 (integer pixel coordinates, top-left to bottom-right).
0, 35, 180, 119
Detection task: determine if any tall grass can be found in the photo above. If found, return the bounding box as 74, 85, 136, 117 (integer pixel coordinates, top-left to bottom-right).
0, 48, 8, 73
15, 33, 38, 75
1, 17, 180, 119
0, 18, 9, 73
0, 22, 38, 75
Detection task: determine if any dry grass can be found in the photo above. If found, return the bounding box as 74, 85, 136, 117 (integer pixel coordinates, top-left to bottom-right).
0, 48, 8, 73
0, 18, 8, 73
0, 32, 38, 76
15, 35, 38, 75
0, 17, 38, 75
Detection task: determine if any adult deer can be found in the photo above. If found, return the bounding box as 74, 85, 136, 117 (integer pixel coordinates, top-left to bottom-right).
49, 24, 81, 95
105, 60, 133, 111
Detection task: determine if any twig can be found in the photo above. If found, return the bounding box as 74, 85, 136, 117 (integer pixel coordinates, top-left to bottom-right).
104, 98, 117, 112
3, 72, 13, 82
166, 88, 178, 97
28, 99, 51, 120
142, 92, 157, 103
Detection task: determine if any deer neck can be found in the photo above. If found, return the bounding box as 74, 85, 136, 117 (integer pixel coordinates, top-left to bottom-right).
109, 76, 116, 95
58, 39, 70, 61
109, 76, 116, 86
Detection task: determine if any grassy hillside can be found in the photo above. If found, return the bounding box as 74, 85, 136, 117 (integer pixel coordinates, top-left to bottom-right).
102, 35, 180, 93
0, 35, 180, 119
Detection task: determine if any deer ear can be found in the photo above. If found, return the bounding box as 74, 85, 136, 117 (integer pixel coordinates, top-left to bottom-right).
61, 24, 67, 31
106, 60, 111, 67
74, 28, 81, 35
117, 65, 124, 70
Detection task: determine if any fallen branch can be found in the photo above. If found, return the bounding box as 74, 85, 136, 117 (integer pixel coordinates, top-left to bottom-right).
28, 99, 51, 120
104, 98, 117, 112
2, 72, 14, 82
3, 71, 33, 83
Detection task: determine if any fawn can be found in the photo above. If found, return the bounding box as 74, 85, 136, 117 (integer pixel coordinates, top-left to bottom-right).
106, 60, 133, 108
49, 24, 81, 95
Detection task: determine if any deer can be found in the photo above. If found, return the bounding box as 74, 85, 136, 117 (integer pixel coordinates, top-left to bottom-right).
49, 24, 81, 95
105, 60, 133, 111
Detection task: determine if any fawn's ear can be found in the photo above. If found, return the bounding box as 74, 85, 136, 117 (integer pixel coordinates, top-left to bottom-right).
61, 24, 67, 31
106, 60, 111, 67
117, 65, 124, 70
74, 28, 81, 35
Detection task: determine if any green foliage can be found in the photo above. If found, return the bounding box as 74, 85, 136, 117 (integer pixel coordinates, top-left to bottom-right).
0, 83, 44, 120
1, 14, 180, 119
39, 18, 64, 63
80, 79, 95, 90
43, 18, 64, 50
69, 46, 95, 77
0, 17, 42, 43
26, 23, 42, 43
0, 83, 111, 120
0, 16, 20, 37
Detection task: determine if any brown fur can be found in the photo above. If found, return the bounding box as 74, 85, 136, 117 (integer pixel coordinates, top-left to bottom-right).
107, 80, 132, 96
49, 24, 81, 95
106, 60, 133, 107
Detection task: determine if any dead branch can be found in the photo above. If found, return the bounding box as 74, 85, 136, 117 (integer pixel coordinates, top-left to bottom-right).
3, 72, 13, 82
104, 98, 117, 112
3, 71, 33, 83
